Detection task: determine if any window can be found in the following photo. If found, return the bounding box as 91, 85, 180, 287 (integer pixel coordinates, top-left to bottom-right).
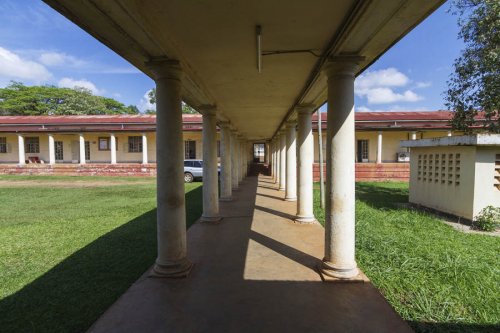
184, 161, 194, 167
0, 137, 6, 153
194, 161, 202, 168
25, 137, 40, 153
356, 140, 368, 162
184, 140, 196, 159
128, 136, 142, 153
99, 137, 110, 150
85, 141, 90, 161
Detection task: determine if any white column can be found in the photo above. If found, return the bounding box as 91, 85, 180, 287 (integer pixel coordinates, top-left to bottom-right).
285, 121, 297, 201
220, 122, 232, 201
321, 55, 364, 279
411, 131, 417, 140
79, 134, 86, 165
110, 134, 117, 164
142, 133, 148, 164
238, 138, 244, 182
17, 134, 25, 165
279, 130, 286, 191
296, 105, 316, 223
231, 131, 239, 190
376, 131, 382, 164
276, 134, 281, 185
48, 134, 55, 165
200, 106, 221, 222
272, 140, 277, 180
146, 59, 192, 277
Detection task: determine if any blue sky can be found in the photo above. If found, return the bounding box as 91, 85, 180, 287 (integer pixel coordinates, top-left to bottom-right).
0, 0, 463, 113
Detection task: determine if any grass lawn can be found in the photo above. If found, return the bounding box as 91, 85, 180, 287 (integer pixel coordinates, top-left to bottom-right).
0, 175, 202, 333
314, 182, 500, 333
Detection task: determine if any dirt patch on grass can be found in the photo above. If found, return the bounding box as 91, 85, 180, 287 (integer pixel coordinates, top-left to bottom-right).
0, 179, 155, 188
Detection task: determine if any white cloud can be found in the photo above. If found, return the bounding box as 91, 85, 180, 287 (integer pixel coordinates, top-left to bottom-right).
355, 67, 424, 105
0, 46, 52, 84
356, 105, 431, 112
356, 67, 409, 90
58, 77, 102, 95
137, 90, 155, 113
361, 87, 422, 104
415, 81, 432, 89
39, 51, 86, 67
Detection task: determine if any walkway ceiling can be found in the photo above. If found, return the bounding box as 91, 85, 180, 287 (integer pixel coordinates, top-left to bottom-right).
43, 0, 445, 141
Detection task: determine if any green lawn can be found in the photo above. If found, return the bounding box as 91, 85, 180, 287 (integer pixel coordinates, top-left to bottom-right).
0, 175, 202, 333
314, 182, 500, 333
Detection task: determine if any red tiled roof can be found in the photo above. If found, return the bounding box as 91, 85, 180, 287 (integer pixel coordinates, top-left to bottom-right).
0, 111, 491, 133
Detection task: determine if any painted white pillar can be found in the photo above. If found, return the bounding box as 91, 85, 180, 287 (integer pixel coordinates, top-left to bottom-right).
238, 138, 244, 182
146, 59, 192, 277
48, 134, 55, 165
110, 134, 117, 164
411, 131, 417, 140
17, 134, 25, 165
296, 105, 316, 223
285, 121, 297, 201
79, 134, 86, 165
321, 55, 364, 279
279, 130, 286, 191
274, 139, 278, 180
231, 131, 239, 190
200, 106, 221, 222
219, 122, 232, 201
276, 134, 281, 185
272, 140, 277, 180
447, 130, 452, 137
142, 133, 148, 164
376, 131, 382, 164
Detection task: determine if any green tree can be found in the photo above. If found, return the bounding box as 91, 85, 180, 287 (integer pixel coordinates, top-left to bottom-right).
446, 0, 500, 133
146, 88, 199, 114
0, 82, 139, 116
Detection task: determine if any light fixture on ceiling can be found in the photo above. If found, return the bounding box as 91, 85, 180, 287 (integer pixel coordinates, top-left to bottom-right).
256, 25, 262, 73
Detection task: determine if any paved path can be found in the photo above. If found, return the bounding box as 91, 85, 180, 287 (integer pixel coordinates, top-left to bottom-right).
87, 174, 412, 333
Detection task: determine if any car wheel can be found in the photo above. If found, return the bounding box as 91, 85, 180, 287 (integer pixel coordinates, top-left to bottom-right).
184, 172, 194, 183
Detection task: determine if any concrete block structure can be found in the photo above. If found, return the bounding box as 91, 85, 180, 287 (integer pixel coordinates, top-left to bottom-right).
401, 134, 500, 220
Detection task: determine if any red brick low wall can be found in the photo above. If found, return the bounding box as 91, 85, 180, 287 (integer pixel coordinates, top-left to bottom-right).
313, 163, 410, 182
0, 162, 410, 182
0, 164, 157, 177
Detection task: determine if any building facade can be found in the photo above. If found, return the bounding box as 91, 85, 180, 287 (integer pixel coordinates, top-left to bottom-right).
0, 111, 480, 179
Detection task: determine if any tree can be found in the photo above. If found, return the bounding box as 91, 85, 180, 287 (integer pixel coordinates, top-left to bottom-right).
0, 82, 140, 115
147, 88, 199, 114
446, 0, 500, 133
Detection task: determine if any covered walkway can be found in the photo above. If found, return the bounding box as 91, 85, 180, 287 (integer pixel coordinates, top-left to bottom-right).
88, 166, 411, 333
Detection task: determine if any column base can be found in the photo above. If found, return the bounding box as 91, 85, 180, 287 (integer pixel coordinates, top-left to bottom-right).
294, 215, 317, 224
319, 259, 360, 280
200, 215, 222, 223
284, 197, 297, 201
219, 196, 233, 202
151, 257, 193, 278
278, 187, 285, 191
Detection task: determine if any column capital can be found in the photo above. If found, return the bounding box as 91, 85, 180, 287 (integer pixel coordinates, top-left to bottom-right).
218, 120, 230, 128
47, 133, 54, 137
323, 55, 365, 77
198, 104, 217, 116
285, 120, 296, 128
145, 58, 183, 81
296, 103, 316, 115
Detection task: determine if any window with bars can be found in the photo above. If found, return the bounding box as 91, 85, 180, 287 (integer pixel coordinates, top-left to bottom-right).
184, 140, 196, 159
25, 137, 39, 153
0, 137, 6, 153
128, 136, 142, 153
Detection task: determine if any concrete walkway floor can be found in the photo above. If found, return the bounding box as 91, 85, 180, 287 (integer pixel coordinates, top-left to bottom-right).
87, 173, 413, 333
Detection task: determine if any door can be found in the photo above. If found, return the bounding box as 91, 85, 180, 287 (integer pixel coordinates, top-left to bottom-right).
55, 141, 64, 161
357, 140, 368, 162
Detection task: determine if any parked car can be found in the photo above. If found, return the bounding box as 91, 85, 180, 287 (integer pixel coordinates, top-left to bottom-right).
184, 159, 220, 183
